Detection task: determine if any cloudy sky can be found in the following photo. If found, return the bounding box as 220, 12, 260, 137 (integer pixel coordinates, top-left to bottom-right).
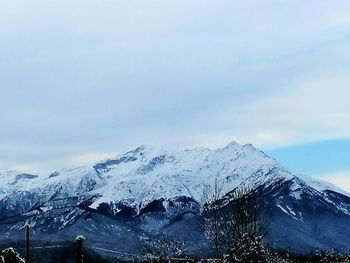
0, 1, 350, 189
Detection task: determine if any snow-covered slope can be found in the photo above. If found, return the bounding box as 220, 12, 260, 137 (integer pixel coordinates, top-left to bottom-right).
1, 142, 341, 208
0, 141, 349, 254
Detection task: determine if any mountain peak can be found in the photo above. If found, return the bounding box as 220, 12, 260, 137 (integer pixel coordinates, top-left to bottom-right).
225, 141, 242, 148
127, 144, 156, 155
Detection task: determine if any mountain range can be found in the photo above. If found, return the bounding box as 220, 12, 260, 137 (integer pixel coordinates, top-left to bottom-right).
1, 142, 350, 258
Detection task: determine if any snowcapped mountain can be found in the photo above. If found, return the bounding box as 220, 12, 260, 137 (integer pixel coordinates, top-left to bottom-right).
0, 142, 350, 256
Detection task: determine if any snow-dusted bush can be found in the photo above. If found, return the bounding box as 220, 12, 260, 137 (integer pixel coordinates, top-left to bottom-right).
223, 234, 268, 263
0, 248, 25, 263
222, 233, 294, 263
142, 235, 185, 262
264, 253, 293, 263
316, 249, 350, 263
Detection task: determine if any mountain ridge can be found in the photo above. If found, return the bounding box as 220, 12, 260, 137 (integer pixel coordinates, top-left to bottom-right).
1, 141, 350, 255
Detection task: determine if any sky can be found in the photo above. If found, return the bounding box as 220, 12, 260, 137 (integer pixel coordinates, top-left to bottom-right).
0, 1, 350, 189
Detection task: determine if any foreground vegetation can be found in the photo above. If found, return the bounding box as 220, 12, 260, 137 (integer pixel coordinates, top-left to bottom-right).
2, 244, 350, 263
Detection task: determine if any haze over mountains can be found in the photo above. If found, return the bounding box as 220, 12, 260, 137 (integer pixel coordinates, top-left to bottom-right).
0, 142, 350, 257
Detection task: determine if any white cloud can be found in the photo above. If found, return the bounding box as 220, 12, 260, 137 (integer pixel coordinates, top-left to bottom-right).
321, 170, 350, 193
1, 1, 350, 171
0, 152, 118, 174
195, 73, 350, 149
0, 162, 59, 175
68, 152, 117, 166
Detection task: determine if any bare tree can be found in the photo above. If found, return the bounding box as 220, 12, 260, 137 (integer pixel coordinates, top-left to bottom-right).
222, 187, 268, 249
201, 182, 269, 258
200, 179, 225, 258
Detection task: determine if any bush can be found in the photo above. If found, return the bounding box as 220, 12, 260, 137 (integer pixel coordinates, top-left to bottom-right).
223, 234, 269, 263
0, 247, 25, 263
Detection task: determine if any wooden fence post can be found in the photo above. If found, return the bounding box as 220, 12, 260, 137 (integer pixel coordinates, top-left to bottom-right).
25, 224, 30, 263
288, 245, 291, 258
76, 235, 86, 263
